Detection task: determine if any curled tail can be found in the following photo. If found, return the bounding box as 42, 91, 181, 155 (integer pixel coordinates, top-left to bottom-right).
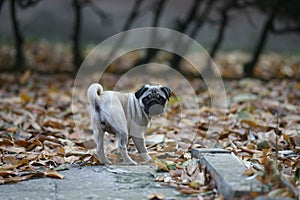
87, 83, 103, 107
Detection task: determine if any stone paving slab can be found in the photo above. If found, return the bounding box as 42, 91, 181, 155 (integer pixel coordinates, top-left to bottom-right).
0, 165, 185, 200
192, 148, 268, 199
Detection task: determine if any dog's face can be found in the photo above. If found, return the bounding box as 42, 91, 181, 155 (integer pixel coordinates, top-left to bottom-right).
135, 84, 171, 117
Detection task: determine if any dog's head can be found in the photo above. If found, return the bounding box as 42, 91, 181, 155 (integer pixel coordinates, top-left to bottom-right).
135, 84, 171, 117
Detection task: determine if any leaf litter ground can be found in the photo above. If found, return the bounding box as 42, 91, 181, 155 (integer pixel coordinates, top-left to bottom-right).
0, 72, 300, 199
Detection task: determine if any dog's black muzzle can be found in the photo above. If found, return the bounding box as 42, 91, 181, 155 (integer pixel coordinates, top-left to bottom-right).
142, 92, 166, 116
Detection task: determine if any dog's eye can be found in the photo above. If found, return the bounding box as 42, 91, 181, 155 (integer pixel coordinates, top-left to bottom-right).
142, 98, 148, 105
148, 94, 152, 98
159, 96, 166, 104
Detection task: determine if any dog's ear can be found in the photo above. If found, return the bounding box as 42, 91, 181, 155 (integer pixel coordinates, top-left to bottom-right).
135, 85, 149, 99
160, 86, 171, 100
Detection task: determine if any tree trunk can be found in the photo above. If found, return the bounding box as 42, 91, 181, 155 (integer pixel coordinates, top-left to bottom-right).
243, 5, 278, 77
170, 0, 214, 70
10, 0, 25, 70
0, 0, 4, 14
72, 0, 83, 71
177, 0, 202, 33
209, 12, 228, 59
105, 0, 144, 64
135, 0, 167, 66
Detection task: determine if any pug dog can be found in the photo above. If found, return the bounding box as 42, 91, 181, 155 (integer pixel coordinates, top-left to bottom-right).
87, 83, 171, 165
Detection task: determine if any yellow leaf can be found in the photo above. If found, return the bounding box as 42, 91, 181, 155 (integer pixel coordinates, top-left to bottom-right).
20, 92, 31, 103
154, 160, 169, 172
189, 181, 200, 189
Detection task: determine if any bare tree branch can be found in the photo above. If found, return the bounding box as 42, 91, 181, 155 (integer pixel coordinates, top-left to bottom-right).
72, 0, 83, 70
243, 0, 280, 77
170, 0, 215, 70
177, 0, 203, 33
10, 0, 25, 70
135, 0, 167, 66
88, 0, 107, 20
104, 0, 145, 66
121, 0, 144, 31
209, 10, 228, 59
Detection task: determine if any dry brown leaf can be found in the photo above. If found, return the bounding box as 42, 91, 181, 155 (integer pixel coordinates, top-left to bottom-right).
44, 170, 64, 179
4, 174, 34, 184
243, 167, 256, 176
14, 140, 32, 148
43, 120, 64, 129
178, 188, 201, 194
0, 170, 17, 177
52, 156, 65, 164
20, 69, 31, 85
0, 138, 14, 146
147, 193, 165, 200
154, 160, 169, 172
0, 159, 29, 170
6, 127, 17, 132
64, 155, 80, 164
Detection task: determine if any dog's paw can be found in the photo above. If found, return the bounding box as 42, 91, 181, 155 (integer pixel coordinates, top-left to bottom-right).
100, 158, 112, 165
121, 160, 137, 166
139, 153, 152, 162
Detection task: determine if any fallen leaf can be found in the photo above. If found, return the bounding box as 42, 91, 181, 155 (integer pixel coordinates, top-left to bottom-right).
44, 170, 64, 179
147, 193, 164, 200
20, 69, 31, 85
0, 138, 14, 146
14, 140, 32, 148
188, 181, 200, 189
6, 127, 17, 132
4, 174, 33, 184
243, 167, 256, 176
178, 188, 201, 194
154, 160, 169, 172
20, 92, 31, 103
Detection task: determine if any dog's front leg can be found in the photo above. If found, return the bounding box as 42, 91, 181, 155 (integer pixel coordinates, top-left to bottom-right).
117, 131, 137, 165
132, 136, 152, 162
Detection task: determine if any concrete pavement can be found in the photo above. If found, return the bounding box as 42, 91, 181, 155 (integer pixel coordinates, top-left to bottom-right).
0, 165, 183, 200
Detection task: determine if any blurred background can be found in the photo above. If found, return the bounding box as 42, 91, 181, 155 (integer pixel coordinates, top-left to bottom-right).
0, 0, 300, 79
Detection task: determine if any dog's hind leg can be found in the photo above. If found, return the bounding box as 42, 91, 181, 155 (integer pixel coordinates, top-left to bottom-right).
94, 130, 112, 165
92, 119, 112, 165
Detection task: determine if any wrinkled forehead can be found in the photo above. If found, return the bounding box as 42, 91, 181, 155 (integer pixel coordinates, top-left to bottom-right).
144, 84, 162, 89
143, 84, 165, 95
